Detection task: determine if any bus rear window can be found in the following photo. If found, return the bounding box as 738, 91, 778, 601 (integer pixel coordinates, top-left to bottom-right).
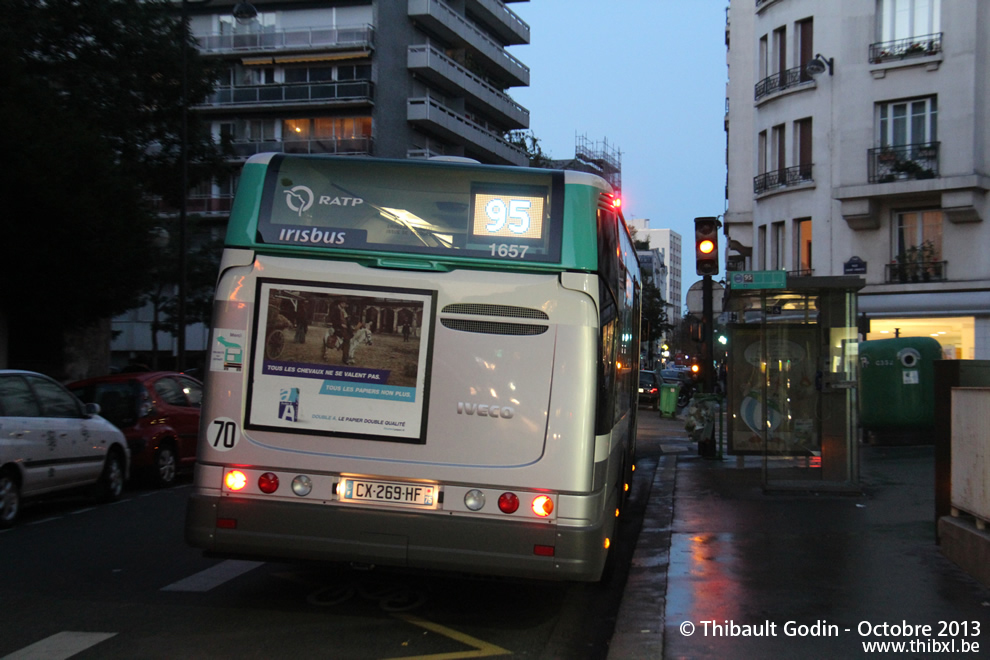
257, 155, 563, 263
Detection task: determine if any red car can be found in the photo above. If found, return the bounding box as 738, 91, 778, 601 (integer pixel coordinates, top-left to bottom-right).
69, 371, 202, 487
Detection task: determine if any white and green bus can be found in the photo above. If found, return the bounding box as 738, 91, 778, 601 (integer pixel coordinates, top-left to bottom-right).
185, 153, 640, 581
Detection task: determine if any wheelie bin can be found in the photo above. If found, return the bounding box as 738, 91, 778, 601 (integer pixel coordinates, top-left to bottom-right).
659, 383, 681, 417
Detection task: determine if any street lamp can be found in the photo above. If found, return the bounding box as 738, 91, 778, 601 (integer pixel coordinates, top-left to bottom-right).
177, 0, 256, 371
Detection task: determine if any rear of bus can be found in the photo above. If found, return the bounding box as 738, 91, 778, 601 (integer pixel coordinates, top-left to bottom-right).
185, 154, 637, 581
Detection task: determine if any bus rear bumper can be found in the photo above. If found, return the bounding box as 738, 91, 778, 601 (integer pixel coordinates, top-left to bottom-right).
185, 493, 610, 582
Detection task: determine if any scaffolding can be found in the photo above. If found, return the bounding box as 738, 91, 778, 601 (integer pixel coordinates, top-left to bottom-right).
574, 133, 622, 192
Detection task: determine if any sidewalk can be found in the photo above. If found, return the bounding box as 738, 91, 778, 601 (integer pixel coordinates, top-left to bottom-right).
609, 411, 990, 659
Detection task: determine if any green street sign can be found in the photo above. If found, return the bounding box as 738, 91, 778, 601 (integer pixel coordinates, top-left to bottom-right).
728, 270, 787, 290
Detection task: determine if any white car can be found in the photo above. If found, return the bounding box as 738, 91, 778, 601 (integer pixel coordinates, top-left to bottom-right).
0, 369, 130, 527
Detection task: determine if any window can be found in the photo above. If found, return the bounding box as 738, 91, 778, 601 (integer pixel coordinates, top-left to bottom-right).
772, 221, 786, 269
0, 375, 40, 417
758, 130, 768, 175
28, 376, 82, 418
795, 218, 812, 272
771, 124, 785, 173
878, 97, 937, 147
877, 0, 940, 42
893, 210, 942, 261
758, 225, 768, 269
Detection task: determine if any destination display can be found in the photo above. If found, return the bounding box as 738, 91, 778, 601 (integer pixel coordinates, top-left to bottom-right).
257, 155, 562, 262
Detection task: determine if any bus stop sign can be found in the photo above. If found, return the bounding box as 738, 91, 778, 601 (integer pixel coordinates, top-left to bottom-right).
728, 270, 787, 290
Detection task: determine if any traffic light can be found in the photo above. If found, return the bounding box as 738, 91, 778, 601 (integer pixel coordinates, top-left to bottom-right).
694, 216, 720, 276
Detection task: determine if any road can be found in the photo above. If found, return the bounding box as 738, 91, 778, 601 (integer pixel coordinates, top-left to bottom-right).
0, 410, 663, 660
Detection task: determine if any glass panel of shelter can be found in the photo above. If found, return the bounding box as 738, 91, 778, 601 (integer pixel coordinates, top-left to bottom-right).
725, 285, 860, 490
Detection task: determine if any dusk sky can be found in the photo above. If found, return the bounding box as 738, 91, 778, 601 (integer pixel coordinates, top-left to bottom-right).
509, 1, 730, 301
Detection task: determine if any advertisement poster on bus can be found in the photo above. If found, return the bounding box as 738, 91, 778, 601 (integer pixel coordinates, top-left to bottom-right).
247, 279, 435, 443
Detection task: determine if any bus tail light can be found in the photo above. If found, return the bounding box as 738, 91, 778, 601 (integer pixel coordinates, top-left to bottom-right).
292, 475, 313, 496
225, 470, 247, 491
258, 472, 279, 494
533, 544, 554, 557
497, 492, 519, 514
217, 518, 237, 529
531, 495, 553, 517
464, 489, 486, 511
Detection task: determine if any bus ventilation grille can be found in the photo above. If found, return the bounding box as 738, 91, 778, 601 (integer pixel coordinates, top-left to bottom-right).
441, 304, 549, 320
441, 319, 548, 336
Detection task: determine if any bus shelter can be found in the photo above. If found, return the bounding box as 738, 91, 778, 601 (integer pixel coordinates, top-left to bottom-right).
724, 273, 865, 491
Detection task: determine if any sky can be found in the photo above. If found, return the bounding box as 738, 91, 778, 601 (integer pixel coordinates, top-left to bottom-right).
507, 1, 729, 300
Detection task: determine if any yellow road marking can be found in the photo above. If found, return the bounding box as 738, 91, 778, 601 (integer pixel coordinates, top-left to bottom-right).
383, 613, 512, 659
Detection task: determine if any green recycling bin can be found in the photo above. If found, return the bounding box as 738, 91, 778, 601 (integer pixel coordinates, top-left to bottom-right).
859, 337, 942, 442
659, 383, 681, 417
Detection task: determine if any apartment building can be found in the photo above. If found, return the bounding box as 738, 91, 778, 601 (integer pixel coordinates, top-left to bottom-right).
629, 219, 683, 326
112, 0, 531, 368
724, 0, 989, 359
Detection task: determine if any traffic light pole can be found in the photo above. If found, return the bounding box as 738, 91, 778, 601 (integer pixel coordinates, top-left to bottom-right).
702, 274, 714, 393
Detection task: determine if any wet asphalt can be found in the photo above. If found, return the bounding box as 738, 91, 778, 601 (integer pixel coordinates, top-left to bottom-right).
608, 409, 990, 659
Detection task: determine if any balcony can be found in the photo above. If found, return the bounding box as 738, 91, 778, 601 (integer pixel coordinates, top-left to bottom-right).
229, 137, 373, 160
884, 260, 948, 284
868, 143, 939, 183
407, 96, 527, 165
407, 45, 529, 128
754, 65, 812, 102
465, 0, 529, 45
196, 25, 374, 56
754, 164, 813, 195
869, 33, 942, 64
408, 0, 530, 87
198, 81, 374, 110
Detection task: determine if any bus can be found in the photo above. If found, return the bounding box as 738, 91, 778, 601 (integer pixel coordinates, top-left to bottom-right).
185, 153, 641, 581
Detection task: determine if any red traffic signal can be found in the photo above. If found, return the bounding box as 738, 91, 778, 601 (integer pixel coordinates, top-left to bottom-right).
694, 216, 720, 276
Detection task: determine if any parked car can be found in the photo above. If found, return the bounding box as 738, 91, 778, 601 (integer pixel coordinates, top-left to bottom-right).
69, 371, 202, 488
638, 370, 662, 409
0, 369, 129, 527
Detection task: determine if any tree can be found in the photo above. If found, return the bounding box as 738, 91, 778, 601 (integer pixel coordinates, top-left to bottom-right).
506, 130, 554, 168
0, 0, 227, 377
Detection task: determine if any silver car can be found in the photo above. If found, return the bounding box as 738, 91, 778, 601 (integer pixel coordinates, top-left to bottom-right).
0, 370, 130, 527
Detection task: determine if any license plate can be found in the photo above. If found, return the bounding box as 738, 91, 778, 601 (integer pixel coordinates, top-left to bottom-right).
339, 478, 438, 509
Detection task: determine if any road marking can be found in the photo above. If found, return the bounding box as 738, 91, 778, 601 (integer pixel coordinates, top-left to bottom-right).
1, 631, 116, 660
161, 559, 264, 592
386, 614, 512, 659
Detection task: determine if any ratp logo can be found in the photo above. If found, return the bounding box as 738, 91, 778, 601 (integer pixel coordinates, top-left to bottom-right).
284, 185, 314, 216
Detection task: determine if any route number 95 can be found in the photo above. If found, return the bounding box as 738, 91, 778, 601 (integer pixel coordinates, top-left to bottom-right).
485, 198, 531, 234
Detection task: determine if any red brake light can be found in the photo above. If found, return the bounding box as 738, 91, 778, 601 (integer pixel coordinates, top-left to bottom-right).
498, 492, 520, 514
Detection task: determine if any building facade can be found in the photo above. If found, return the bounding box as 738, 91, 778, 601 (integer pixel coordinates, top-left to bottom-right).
725, 0, 989, 359
112, 0, 532, 369
629, 220, 683, 326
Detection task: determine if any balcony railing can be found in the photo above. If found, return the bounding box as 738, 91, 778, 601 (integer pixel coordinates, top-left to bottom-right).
196, 25, 375, 54
753, 163, 813, 195
868, 142, 939, 183
754, 65, 810, 101
201, 81, 373, 107
229, 137, 373, 159
884, 260, 948, 284
869, 32, 942, 63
